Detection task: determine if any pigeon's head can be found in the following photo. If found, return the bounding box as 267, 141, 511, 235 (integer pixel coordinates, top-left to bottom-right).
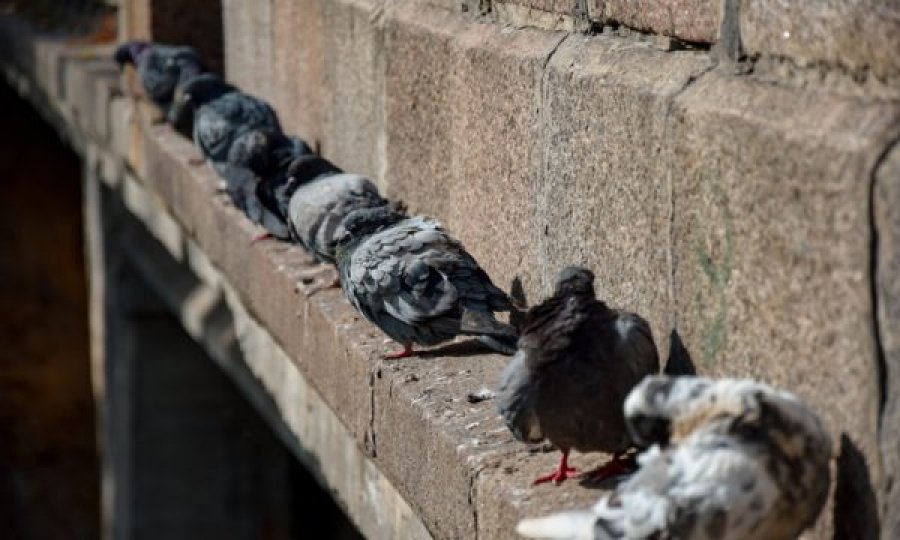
113, 41, 149, 68
286, 155, 342, 185
168, 73, 234, 125
624, 375, 678, 448
334, 206, 406, 259
553, 266, 595, 297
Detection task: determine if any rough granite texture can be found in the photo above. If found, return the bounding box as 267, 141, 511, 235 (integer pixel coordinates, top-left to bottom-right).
538, 33, 712, 356
671, 72, 900, 537
741, 0, 900, 84
271, 0, 327, 151
590, 0, 720, 43
876, 143, 900, 540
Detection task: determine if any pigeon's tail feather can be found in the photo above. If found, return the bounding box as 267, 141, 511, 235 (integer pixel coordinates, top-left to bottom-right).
516, 511, 597, 540
477, 334, 517, 355
461, 309, 519, 355
461, 308, 517, 338
663, 329, 695, 376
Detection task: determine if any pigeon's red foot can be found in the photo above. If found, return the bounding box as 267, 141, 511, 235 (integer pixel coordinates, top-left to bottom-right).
250, 232, 274, 245
384, 344, 415, 360
581, 452, 637, 482
533, 452, 576, 486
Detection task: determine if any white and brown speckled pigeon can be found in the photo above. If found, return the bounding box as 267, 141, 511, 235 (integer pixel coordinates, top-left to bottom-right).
516, 375, 832, 540
113, 41, 204, 134
497, 266, 659, 485
334, 206, 518, 358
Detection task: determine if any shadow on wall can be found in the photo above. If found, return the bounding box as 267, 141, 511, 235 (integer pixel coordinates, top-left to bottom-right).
833, 433, 880, 539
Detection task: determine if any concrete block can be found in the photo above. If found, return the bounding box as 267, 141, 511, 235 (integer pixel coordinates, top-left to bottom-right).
670, 72, 900, 535
384, 2, 564, 303
538, 33, 712, 355
322, 0, 387, 180
741, 0, 900, 84
875, 142, 900, 539
222, 0, 273, 97
271, 0, 327, 148
589, 0, 720, 43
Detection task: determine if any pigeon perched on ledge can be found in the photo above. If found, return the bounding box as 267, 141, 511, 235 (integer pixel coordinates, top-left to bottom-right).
284, 155, 393, 264
227, 131, 313, 241
334, 207, 518, 358
497, 266, 659, 485
113, 40, 204, 133
516, 375, 832, 540
168, 73, 285, 232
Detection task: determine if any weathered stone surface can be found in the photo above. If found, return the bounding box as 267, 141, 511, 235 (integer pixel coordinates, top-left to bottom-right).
384, 1, 563, 305
492, 0, 585, 32
271, 0, 327, 149
671, 72, 900, 535
590, 0, 720, 43
321, 0, 387, 180
741, 0, 900, 84
221, 0, 273, 97
538, 33, 711, 355
876, 141, 900, 540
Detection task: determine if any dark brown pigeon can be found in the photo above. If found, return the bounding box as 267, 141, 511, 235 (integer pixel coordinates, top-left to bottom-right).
497, 266, 659, 485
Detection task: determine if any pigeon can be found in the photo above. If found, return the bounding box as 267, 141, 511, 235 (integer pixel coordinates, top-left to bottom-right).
168, 73, 284, 227
284, 155, 394, 264
497, 266, 659, 485
227, 131, 313, 241
516, 375, 832, 540
113, 40, 204, 133
334, 206, 518, 358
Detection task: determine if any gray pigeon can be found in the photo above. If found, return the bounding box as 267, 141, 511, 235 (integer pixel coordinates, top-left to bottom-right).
113, 41, 204, 135
516, 375, 832, 540
284, 155, 393, 264
497, 266, 659, 485
228, 131, 313, 240
168, 74, 284, 228
334, 207, 518, 358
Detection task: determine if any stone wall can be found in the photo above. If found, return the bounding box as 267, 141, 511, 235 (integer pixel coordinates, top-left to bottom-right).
207, 2, 899, 535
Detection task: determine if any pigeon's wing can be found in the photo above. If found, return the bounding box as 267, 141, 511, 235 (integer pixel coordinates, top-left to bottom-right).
196, 93, 281, 163
347, 219, 459, 330
310, 177, 387, 262
288, 174, 383, 260
517, 435, 780, 540
608, 310, 660, 383
496, 349, 543, 443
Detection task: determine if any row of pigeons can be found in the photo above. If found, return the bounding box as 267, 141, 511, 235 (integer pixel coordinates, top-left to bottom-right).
114, 41, 834, 540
